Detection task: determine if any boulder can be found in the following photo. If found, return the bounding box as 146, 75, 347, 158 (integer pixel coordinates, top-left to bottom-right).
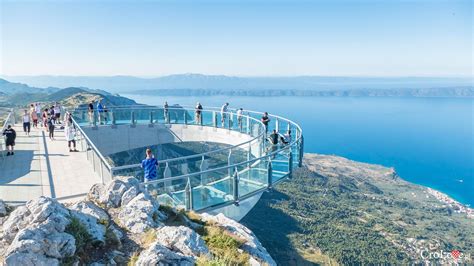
69, 209, 106, 246
0, 199, 7, 217
135, 243, 194, 266
69, 201, 109, 225
118, 193, 163, 234
121, 186, 138, 207
155, 226, 210, 258
201, 213, 276, 266
5, 252, 60, 266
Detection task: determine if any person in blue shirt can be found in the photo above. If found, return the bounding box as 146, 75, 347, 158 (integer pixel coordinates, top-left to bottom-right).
97, 100, 104, 124
141, 148, 158, 182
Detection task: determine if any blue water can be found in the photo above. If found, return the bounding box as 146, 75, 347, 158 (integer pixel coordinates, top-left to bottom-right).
123, 94, 474, 206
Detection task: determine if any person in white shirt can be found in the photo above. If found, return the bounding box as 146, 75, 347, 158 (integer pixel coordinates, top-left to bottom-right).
220, 102, 229, 127
54, 103, 61, 124
35, 103, 42, 124
65, 124, 78, 152
236, 108, 243, 130
22, 109, 31, 136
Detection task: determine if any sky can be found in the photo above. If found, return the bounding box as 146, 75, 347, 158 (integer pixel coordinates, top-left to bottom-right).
0, 0, 472, 77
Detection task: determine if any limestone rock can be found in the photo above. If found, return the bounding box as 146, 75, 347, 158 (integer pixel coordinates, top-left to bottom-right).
135, 242, 194, 266
118, 193, 163, 233
121, 186, 138, 207
0, 199, 7, 217
155, 226, 210, 258
5, 252, 60, 266
69, 209, 106, 246
201, 213, 276, 266
69, 201, 109, 225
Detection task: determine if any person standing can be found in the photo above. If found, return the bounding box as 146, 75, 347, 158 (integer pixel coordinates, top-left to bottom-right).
31, 108, 38, 128
35, 103, 42, 124
30, 104, 38, 128
236, 108, 243, 130
65, 124, 78, 152
141, 148, 159, 182
22, 110, 31, 136
54, 103, 61, 124
47, 115, 55, 140
2, 125, 16, 156
42, 108, 49, 130
97, 100, 104, 125
88, 101, 94, 124
163, 101, 169, 123
261, 112, 270, 133
195, 102, 203, 124
220, 102, 229, 127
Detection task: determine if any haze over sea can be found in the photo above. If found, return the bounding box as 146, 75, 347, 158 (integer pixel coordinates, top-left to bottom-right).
123, 94, 473, 206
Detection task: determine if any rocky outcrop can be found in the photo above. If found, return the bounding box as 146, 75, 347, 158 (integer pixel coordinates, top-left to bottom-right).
0, 176, 274, 265
136, 225, 210, 265
0, 200, 6, 217
201, 213, 277, 266
0, 197, 74, 265
118, 193, 165, 234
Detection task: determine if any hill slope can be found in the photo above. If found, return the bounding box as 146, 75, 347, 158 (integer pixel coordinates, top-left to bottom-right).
241, 154, 474, 265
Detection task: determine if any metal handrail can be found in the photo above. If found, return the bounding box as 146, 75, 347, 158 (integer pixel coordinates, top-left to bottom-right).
70, 105, 302, 188
70, 113, 113, 171
73, 107, 267, 171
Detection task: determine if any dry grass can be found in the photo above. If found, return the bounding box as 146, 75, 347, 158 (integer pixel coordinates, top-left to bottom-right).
140, 229, 157, 248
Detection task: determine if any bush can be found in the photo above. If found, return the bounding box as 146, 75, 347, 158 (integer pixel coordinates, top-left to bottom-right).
203, 226, 249, 266
64, 217, 92, 261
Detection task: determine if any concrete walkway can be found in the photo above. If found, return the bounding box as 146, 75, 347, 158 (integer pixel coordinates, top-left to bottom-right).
0, 123, 101, 205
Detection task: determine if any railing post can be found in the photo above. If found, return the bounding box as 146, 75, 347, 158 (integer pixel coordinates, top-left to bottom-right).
93, 112, 97, 127
232, 168, 239, 206
299, 135, 304, 167
200, 156, 208, 186
184, 111, 188, 125
131, 111, 135, 126
287, 122, 291, 133
229, 112, 233, 130
164, 162, 172, 190
288, 150, 293, 179
149, 111, 154, 125
185, 177, 193, 211
267, 160, 273, 190
111, 111, 116, 126
275, 118, 279, 132
227, 149, 232, 177
247, 143, 252, 169
213, 111, 217, 128
246, 115, 251, 134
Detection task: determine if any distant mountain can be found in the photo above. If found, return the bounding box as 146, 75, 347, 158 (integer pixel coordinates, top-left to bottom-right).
0, 78, 58, 94
3, 74, 473, 94
0, 79, 136, 107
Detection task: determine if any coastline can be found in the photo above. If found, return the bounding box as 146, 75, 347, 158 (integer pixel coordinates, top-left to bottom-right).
425, 187, 474, 219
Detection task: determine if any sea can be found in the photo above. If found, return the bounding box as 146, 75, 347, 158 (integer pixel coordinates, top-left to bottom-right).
122, 94, 474, 207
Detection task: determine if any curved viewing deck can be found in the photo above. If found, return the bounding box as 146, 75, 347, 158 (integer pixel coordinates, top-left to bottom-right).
70, 105, 304, 219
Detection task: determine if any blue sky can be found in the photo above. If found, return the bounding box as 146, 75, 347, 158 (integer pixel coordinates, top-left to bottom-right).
0, 0, 472, 77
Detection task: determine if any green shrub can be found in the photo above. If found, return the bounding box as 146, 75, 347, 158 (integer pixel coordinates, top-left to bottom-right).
65, 217, 92, 261
203, 226, 249, 266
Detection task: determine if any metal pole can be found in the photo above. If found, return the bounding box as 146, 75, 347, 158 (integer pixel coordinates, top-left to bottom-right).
131, 111, 135, 125
185, 177, 193, 211
299, 135, 304, 167
213, 111, 217, 128
232, 168, 239, 205
246, 115, 251, 134
227, 149, 232, 177
150, 111, 154, 124
184, 111, 187, 125
200, 156, 208, 186
267, 160, 273, 190
288, 150, 293, 179
275, 118, 279, 132
111, 111, 116, 126
247, 143, 252, 169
